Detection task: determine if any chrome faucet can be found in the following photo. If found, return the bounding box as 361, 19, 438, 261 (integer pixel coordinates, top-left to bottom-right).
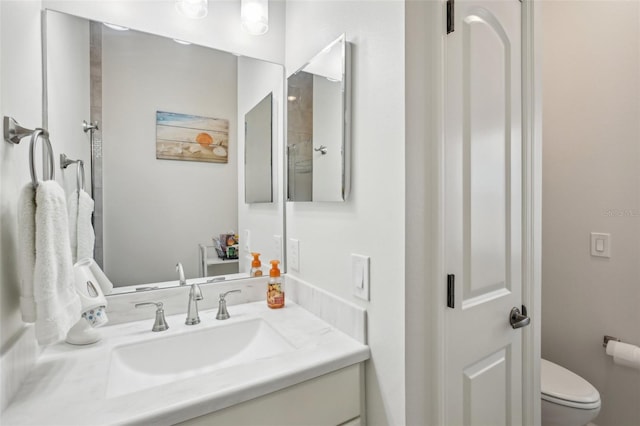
185, 283, 203, 325
216, 289, 242, 320
176, 262, 187, 286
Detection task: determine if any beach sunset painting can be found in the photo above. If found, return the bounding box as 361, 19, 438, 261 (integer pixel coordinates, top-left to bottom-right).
156, 111, 229, 163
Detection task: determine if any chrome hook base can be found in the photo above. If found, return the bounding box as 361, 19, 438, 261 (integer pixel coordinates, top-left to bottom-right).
4, 116, 41, 144
82, 120, 99, 133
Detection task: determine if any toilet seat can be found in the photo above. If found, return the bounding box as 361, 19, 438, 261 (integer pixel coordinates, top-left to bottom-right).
541, 359, 601, 410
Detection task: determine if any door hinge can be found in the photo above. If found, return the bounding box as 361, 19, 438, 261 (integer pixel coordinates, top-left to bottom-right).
446, 0, 455, 34
447, 274, 455, 308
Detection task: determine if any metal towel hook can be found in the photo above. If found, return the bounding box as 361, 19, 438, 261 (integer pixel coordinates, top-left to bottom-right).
60, 154, 85, 192
4, 116, 55, 188
29, 130, 55, 188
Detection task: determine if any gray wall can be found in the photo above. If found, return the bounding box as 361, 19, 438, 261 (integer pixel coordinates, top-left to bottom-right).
101, 29, 238, 286
542, 2, 640, 425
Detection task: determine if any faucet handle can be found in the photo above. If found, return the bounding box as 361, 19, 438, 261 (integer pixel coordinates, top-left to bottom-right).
216, 289, 242, 320
219, 289, 241, 299
135, 302, 169, 332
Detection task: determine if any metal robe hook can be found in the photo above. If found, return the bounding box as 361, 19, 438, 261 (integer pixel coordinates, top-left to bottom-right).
83, 120, 99, 133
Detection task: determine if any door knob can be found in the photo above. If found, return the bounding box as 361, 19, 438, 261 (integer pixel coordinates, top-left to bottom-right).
509, 306, 530, 329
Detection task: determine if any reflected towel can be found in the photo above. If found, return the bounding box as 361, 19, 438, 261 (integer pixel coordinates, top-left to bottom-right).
34, 181, 81, 345
68, 189, 95, 263
18, 184, 36, 323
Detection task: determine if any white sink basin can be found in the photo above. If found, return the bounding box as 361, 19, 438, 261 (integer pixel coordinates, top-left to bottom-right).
106, 318, 293, 397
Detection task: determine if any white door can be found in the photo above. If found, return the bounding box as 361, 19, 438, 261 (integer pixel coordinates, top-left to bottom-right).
444, 0, 524, 424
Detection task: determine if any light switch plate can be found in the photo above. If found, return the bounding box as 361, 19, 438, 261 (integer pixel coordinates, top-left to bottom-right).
289, 238, 300, 271
590, 232, 611, 258
352, 254, 370, 301
244, 229, 250, 252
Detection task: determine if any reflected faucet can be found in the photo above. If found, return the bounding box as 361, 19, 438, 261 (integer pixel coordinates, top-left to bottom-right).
176, 262, 203, 325
176, 262, 186, 286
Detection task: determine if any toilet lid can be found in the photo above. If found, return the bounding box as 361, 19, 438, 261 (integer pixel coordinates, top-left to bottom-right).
541, 359, 601, 409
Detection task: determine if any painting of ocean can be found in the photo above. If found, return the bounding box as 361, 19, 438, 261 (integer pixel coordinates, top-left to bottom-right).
156, 111, 229, 163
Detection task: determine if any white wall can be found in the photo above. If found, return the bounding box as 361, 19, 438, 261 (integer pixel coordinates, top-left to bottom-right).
102, 29, 238, 286
542, 2, 640, 425
237, 56, 285, 272
284, 1, 405, 424
0, 0, 43, 349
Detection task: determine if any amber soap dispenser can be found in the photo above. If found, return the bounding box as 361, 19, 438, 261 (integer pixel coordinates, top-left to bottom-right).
250, 252, 263, 277
267, 260, 284, 309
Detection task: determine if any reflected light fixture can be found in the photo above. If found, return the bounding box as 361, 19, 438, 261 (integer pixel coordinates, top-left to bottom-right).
175, 0, 208, 19
241, 0, 269, 35
173, 39, 192, 45
103, 23, 129, 31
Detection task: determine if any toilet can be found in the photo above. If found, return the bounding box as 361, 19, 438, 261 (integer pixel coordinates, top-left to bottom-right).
541, 359, 601, 426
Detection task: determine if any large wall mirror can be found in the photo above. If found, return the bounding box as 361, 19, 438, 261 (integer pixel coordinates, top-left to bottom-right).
287, 34, 351, 202
44, 10, 285, 293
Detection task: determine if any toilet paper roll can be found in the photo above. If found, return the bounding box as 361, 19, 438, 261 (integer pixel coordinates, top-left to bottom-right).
606, 340, 640, 370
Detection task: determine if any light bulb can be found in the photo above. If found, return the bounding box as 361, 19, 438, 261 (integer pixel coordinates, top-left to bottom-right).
241, 0, 269, 36
175, 0, 208, 19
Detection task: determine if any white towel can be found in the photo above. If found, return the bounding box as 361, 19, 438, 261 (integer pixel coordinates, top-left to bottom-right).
33, 181, 81, 345
18, 184, 37, 323
68, 189, 95, 263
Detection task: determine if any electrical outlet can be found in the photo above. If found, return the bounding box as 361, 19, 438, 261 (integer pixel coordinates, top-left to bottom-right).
352, 254, 370, 301
289, 238, 300, 271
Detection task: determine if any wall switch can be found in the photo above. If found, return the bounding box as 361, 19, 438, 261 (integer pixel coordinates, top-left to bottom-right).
289, 238, 300, 271
590, 232, 611, 258
273, 235, 282, 261
244, 229, 251, 252
352, 254, 370, 301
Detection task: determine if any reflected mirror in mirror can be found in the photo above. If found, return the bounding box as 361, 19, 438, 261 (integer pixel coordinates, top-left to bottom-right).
287, 34, 351, 202
245, 92, 273, 203
44, 10, 284, 293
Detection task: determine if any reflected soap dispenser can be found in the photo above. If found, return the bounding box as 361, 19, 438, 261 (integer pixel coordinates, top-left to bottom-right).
250, 252, 263, 277
267, 260, 284, 309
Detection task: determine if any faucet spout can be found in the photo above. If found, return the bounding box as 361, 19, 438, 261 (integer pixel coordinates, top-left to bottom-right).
176, 262, 186, 286
185, 283, 203, 325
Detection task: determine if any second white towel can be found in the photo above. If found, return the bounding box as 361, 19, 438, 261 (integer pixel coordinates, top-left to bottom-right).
68, 189, 95, 263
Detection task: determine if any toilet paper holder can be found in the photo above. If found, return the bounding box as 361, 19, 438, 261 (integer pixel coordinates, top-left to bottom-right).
603, 335, 621, 348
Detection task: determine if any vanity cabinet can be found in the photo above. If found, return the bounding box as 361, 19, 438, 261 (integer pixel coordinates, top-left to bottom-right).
176, 364, 363, 426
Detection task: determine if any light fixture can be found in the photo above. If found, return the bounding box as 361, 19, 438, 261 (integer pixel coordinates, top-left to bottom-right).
103, 23, 129, 31
241, 0, 269, 36
175, 0, 208, 19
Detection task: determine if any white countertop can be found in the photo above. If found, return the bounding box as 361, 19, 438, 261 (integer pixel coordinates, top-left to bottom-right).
1, 301, 369, 426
